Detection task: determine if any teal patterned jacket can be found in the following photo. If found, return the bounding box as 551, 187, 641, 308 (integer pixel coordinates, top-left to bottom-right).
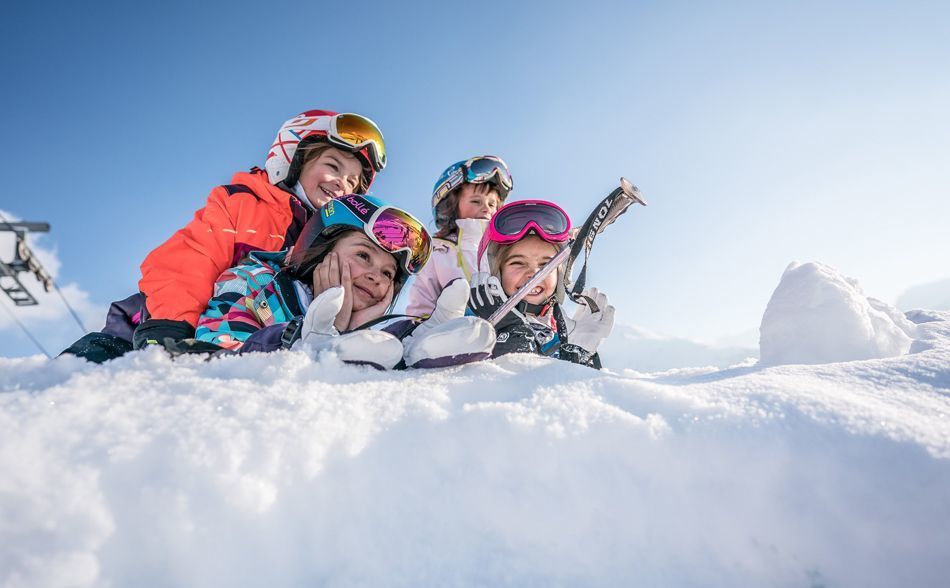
195, 250, 308, 350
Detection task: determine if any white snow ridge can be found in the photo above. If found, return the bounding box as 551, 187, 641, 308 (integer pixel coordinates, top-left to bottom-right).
1, 268, 949, 587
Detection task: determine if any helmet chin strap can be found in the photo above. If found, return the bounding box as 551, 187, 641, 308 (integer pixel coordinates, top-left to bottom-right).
515, 293, 556, 316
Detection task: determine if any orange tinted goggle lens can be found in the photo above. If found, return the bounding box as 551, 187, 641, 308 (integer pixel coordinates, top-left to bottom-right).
334, 113, 387, 171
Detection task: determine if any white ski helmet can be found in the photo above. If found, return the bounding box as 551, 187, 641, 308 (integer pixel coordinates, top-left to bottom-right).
264, 109, 386, 190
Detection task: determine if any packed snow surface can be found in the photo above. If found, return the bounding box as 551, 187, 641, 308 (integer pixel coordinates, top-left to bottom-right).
760, 261, 917, 365
2, 306, 949, 587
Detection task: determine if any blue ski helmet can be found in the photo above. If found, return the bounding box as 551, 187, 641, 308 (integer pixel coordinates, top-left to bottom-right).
287, 194, 431, 297
430, 155, 513, 231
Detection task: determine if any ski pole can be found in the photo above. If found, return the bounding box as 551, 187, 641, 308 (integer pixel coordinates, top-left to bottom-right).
487, 178, 646, 326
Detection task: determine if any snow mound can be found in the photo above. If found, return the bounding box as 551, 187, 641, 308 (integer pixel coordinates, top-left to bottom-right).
2, 316, 950, 587
760, 261, 917, 365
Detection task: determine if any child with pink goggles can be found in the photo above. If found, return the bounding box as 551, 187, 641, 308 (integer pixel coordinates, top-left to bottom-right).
476, 200, 572, 264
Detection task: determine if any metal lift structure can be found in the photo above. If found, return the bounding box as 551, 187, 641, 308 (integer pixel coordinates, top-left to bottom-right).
0, 220, 53, 306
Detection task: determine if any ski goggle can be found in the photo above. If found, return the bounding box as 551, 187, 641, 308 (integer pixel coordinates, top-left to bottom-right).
478, 200, 572, 264
367, 206, 431, 274
289, 112, 387, 172
335, 195, 431, 274
487, 200, 571, 244
328, 113, 387, 172
432, 156, 513, 205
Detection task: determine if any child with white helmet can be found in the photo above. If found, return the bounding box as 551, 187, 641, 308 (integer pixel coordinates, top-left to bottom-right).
62, 109, 388, 362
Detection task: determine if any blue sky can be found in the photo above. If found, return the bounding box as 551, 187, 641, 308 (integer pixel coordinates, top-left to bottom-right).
1, 0, 948, 356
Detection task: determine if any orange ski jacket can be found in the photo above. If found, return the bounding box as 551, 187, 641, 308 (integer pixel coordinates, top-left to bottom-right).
138, 168, 307, 327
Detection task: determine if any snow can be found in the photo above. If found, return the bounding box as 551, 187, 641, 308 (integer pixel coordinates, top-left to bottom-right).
760, 261, 917, 365
599, 323, 756, 372
2, 260, 949, 586
2, 301, 950, 586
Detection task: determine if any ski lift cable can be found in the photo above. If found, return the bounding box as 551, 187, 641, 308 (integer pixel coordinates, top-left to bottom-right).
0, 296, 53, 358
52, 281, 88, 336
0, 211, 87, 336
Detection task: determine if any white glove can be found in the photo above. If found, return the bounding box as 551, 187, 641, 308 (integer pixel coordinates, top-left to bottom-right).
295, 286, 403, 369
402, 278, 496, 368
567, 288, 615, 354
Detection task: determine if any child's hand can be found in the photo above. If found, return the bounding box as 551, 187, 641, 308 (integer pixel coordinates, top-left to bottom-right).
566, 287, 614, 353
348, 279, 393, 331
311, 252, 354, 332
468, 273, 526, 331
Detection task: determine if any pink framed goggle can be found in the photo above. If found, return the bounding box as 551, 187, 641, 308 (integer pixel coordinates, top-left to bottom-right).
478, 200, 572, 262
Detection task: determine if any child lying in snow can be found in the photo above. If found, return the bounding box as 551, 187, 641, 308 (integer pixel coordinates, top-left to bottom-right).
466, 200, 615, 368
194, 194, 496, 369
62, 109, 390, 363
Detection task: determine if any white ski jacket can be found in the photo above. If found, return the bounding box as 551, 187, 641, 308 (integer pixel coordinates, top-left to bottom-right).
407, 218, 489, 317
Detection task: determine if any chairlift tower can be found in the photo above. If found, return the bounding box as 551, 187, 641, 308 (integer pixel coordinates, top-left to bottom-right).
0, 220, 53, 306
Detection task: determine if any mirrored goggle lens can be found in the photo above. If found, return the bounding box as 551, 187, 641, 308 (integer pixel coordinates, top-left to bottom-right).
494, 204, 569, 238
371, 209, 431, 273
466, 157, 512, 189
334, 113, 387, 171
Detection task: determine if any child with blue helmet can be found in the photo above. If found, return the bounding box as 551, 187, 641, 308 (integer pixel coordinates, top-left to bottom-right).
406, 156, 513, 318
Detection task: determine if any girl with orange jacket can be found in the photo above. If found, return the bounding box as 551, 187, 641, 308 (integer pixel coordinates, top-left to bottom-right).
63, 110, 387, 362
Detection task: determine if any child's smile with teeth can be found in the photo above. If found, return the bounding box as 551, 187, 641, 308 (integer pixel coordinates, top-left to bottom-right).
500, 235, 561, 305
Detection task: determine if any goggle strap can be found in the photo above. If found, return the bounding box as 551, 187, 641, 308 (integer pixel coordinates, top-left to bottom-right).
568, 289, 600, 313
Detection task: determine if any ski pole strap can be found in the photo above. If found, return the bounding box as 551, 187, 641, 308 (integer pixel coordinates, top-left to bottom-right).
563, 186, 630, 307
488, 179, 644, 325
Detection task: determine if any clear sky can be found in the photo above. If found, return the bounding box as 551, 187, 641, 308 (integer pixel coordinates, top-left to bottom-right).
1, 0, 948, 356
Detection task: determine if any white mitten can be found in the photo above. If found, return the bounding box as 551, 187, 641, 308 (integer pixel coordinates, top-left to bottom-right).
299, 286, 345, 343
328, 330, 404, 370
567, 288, 615, 354
402, 278, 496, 368
295, 286, 403, 369
413, 278, 469, 336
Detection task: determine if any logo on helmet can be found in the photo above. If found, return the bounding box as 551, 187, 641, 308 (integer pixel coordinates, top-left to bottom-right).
345, 195, 370, 217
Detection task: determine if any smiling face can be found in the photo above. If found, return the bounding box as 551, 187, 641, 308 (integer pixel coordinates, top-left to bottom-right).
332, 231, 398, 311
498, 235, 560, 307
455, 183, 500, 221
297, 147, 364, 208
